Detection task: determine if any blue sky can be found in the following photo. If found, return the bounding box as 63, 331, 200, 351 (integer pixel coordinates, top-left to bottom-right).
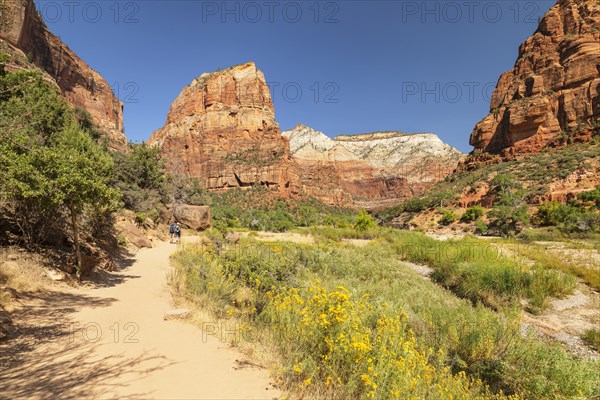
36, 0, 555, 153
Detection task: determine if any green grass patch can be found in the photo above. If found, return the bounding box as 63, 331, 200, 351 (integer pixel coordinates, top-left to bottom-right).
493, 239, 600, 292
170, 230, 599, 399
309, 228, 577, 310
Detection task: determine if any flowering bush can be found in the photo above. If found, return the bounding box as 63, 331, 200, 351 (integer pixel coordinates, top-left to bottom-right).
264, 284, 516, 399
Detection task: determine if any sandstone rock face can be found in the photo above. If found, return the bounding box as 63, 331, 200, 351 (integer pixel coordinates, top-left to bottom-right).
0, 0, 127, 151
149, 62, 297, 192
470, 0, 600, 156
173, 205, 211, 231
282, 125, 463, 208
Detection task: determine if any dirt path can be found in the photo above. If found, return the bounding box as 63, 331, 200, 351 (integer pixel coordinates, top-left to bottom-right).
0, 241, 280, 399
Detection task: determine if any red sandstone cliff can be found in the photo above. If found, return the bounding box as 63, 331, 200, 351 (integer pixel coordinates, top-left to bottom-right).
148, 62, 298, 192
0, 0, 127, 151
470, 0, 599, 156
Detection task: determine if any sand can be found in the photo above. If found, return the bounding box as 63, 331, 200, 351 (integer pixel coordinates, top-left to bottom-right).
0, 241, 280, 399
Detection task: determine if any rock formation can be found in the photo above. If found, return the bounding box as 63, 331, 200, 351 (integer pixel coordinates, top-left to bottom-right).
149, 63, 461, 208
0, 0, 127, 151
470, 0, 599, 156
148, 62, 297, 192
173, 205, 211, 231
282, 125, 463, 208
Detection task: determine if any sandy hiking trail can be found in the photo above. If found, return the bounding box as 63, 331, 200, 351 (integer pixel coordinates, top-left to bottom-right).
0, 240, 280, 399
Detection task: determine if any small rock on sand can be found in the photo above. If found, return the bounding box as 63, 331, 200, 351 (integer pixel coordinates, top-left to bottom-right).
44, 269, 65, 281
164, 308, 191, 320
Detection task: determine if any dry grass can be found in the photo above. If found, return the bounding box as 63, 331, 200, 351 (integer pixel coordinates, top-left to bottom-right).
0, 248, 53, 307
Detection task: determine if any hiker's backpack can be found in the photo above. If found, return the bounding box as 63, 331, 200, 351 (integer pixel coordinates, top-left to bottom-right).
169, 224, 175, 234
175, 225, 181, 233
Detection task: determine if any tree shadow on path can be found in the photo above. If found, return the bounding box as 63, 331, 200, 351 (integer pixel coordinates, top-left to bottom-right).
0, 289, 174, 399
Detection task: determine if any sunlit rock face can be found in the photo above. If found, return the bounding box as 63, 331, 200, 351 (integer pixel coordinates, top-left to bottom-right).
470, 0, 600, 157
149, 62, 298, 193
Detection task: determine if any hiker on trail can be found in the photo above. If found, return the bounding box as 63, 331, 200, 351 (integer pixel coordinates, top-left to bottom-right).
169, 222, 175, 243
174, 223, 182, 243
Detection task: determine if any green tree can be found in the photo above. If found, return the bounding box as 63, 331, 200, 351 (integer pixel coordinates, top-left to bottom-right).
354, 209, 377, 232
490, 174, 519, 194
0, 69, 73, 243
112, 142, 167, 214
578, 186, 600, 209
46, 124, 119, 275
488, 174, 529, 235
0, 68, 118, 275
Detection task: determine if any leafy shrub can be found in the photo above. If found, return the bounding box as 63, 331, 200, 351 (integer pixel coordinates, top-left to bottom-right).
487, 205, 529, 236
577, 186, 600, 209
535, 201, 564, 226
534, 200, 599, 234
354, 210, 377, 231
112, 143, 167, 215
265, 285, 507, 399
438, 208, 458, 225
116, 234, 127, 247
323, 214, 353, 228
134, 210, 158, 229
474, 220, 488, 234
582, 329, 600, 351
211, 219, 229, 237
134, 212, 147, 228
461, 206, 485, 222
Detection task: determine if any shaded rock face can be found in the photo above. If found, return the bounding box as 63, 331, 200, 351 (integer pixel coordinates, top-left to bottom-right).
0, 0, 127, 151
149, 62, 297, 192
470, 0, 600, 156
282, 125, 463, 208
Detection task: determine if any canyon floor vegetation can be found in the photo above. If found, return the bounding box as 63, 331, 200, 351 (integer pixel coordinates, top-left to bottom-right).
170, 223, 600, 400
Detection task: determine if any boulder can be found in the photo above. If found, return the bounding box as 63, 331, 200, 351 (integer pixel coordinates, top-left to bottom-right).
115, 220, 153, 249
225, 232, 241, 244
173, 205, 211, 231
